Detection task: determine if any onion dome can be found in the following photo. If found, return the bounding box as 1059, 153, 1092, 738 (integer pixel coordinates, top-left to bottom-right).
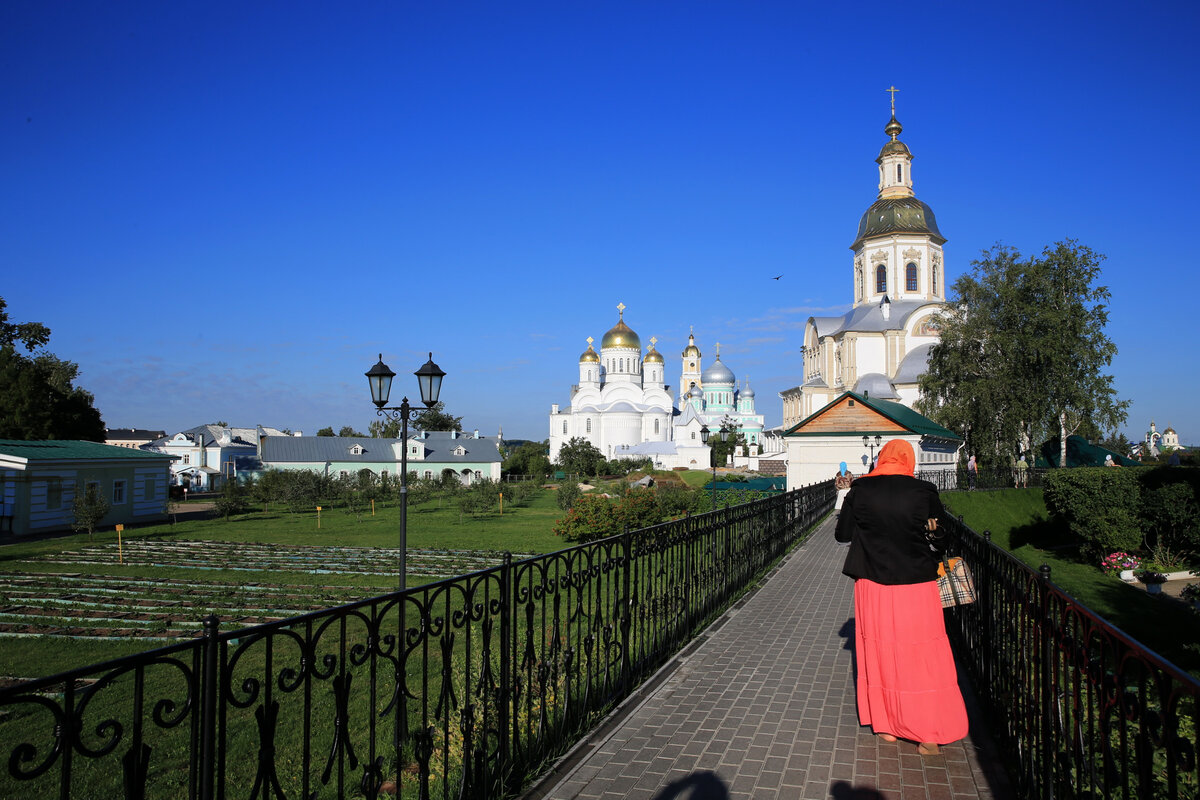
681, 331, 702, 359
742, 383, 755, 398
579, 338, 599, 363
601, 303, 640, 350
702, 355, 735, 385
878, 116, 910, 160
852, 197, 944, 250
644, 337, 664, 364
688, 385, 703, 399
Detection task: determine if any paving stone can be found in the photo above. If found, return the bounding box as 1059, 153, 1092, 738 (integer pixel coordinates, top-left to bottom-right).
528, 517, 1013, 800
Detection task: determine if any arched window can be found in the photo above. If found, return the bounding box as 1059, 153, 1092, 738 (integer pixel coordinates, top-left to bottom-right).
875, 264, 887, 294
905, 262, 918, 292
654, 419, 660, 434
932, 265, 938, 295
896, 164, 902, 182
562, 422, 567, 435
586, 418, 591, 433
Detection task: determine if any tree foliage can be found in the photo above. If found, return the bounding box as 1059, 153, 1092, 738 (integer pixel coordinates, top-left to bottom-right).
412, 402, 463, 433
71, 483, 110, 540
555, 437, 606, 477
315, 427, 335, 437
917, 241, 1128, 468
503, 440, 552, 478
0, 298, 105, 441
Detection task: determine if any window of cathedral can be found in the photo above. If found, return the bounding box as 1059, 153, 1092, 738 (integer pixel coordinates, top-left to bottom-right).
897, 164, 902, 182
933, 265, 938, 295
876, 264, 887, 293
562, 422, 567, 434
654, 419, 660, 434
586, 418, 591, 433
906, 263, 918, 292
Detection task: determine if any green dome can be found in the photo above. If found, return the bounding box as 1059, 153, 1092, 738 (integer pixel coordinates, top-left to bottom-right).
851, 197, 945, 250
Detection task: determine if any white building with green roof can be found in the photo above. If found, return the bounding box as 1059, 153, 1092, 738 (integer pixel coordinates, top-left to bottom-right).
0, 440, 173, 537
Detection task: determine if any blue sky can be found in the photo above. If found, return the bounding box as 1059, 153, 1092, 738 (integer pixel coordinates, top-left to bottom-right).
3, 1, 1195, 444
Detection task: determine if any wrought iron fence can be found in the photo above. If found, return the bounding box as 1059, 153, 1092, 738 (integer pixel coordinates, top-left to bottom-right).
918, 466, 1048, 492
940, 513, 1200, 799
0, 481, 834, 800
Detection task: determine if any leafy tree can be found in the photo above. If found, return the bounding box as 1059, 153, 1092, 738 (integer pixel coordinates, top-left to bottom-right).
552, 494, 622, 542
71, 483, 110, 540
368, 418, 402, 438
211, 421, 229, 427
617, 488, 661, 530
556, 437, 606, 477
556, 480, 582, 510
338, 425, 365, 437
503, 440, 552, 477
918, 241, 1128, 468
706, 419, 745, 469
412, 402, 463, 433
0, 296, 50, 351
315, 426, 335, 437
213, 480, 247, 519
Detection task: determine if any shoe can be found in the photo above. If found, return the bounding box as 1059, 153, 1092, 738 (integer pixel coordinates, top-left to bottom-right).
918, 742, 939, 756
877, 733, 897, 743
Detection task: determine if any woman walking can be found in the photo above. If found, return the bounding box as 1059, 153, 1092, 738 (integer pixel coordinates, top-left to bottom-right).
834, 439, 968, 754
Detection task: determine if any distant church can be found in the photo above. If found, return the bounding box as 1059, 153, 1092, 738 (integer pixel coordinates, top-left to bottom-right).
780, 100, 948, 428
548, 304, 764, 468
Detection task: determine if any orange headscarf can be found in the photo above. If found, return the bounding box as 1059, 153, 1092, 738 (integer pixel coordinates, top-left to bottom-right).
871, 439, 915, 477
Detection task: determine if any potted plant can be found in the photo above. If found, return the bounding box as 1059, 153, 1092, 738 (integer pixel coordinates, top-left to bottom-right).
1135, 566, 1169, 595
1101, 551, 1141, 581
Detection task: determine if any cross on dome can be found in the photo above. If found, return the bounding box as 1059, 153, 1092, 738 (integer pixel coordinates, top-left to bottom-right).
617, 302, 626, 319
887, 85, 899, 116
586, 336, 594, 346
650, 336, 658, 348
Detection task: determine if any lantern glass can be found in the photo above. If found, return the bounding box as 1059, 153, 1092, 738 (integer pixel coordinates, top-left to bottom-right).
366, 355, 396, 408
700, 425, 710, 444
415, 353, 446, 408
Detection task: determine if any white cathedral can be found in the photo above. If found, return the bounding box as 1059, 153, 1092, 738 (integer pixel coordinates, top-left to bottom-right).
780, 106, 949, 428
549, 305, 765, 469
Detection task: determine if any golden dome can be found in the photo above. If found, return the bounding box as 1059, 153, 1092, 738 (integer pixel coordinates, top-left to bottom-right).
644, 342, 664, 364
579, 341, 599, 363
681, 331, 701, 358
601, 303, 640, 350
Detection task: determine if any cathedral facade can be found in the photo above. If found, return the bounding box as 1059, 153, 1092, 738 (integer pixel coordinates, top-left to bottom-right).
781, 109, 948, 428
549, 306, 764, 468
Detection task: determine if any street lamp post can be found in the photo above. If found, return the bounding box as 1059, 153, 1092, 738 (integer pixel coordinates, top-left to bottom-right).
367, 352, 446, 591
862, 434, 882, 471
700, 424, 729, 509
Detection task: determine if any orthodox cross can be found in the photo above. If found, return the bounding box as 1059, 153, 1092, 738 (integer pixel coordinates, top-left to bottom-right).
616, 302, 626, 319
586, 336, 594, 347
715, 342, 721, 357
887, 85, 899, 116
650, 336, 658, 349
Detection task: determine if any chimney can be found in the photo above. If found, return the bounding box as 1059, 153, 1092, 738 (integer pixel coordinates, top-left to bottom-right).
879, 294, 891, 321
474, 429, 479, 439
551, 404, 559, 414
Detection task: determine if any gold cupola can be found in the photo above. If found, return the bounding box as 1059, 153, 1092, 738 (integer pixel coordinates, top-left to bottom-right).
601, 302, 641, 350
644, 335, 664, 364
579, 336, 600, 363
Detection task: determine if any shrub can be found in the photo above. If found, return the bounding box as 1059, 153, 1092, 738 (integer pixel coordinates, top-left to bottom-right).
556, 481, 582, 511
617, 488, 661, 530
1043, 468, 1142, 557
1142, 482, 1200, 557
657, 484, 699, 517
71, 483, 110, 540
213, 481, 248, 519
552, 494, 621, 543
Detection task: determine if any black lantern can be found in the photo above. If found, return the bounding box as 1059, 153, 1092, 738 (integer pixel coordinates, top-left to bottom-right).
366, 355, 396, 409
415, 352, 446, 409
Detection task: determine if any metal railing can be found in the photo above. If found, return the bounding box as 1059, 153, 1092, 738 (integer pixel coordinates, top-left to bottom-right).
918, 466, 1049, 492
940, 513, 1200, 799
0, 481, 834, 800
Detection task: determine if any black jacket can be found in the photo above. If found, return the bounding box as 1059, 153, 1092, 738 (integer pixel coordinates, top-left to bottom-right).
834, 473, 945, 585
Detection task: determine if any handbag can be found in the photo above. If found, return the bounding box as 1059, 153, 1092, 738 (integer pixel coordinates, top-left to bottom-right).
937, 555, 976, 607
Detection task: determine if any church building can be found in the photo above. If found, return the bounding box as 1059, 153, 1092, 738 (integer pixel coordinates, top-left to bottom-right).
781, 101, 948, 428
548, 305, 764, 469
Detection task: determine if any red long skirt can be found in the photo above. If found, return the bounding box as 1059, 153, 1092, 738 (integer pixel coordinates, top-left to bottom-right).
853, 578, 969, 744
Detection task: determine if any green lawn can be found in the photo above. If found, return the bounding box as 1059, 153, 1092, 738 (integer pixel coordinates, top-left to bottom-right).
943, 488, 1200, 676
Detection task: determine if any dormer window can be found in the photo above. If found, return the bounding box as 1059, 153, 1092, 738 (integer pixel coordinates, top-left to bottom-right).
349, 444, 364, 455
453, 445, 467, 456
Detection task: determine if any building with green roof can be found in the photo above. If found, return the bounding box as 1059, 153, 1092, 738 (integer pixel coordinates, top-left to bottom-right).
783, 391, 963, 488
0, 440, 173, 537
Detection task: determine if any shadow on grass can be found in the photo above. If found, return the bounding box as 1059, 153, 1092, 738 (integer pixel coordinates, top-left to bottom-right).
1009, 515, 1081, 554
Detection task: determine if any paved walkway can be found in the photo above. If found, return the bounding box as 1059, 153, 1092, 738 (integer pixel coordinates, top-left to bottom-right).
526, 516, 1012, 800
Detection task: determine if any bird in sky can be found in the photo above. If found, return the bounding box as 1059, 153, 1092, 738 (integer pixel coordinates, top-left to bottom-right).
772, 275, 782, 280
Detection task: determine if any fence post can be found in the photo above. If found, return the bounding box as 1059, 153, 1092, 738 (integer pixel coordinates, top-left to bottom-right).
620, 525, 632, 695
198, 615, 220, 800
499, 552, 512, 792
1038, 563, 1054, 799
